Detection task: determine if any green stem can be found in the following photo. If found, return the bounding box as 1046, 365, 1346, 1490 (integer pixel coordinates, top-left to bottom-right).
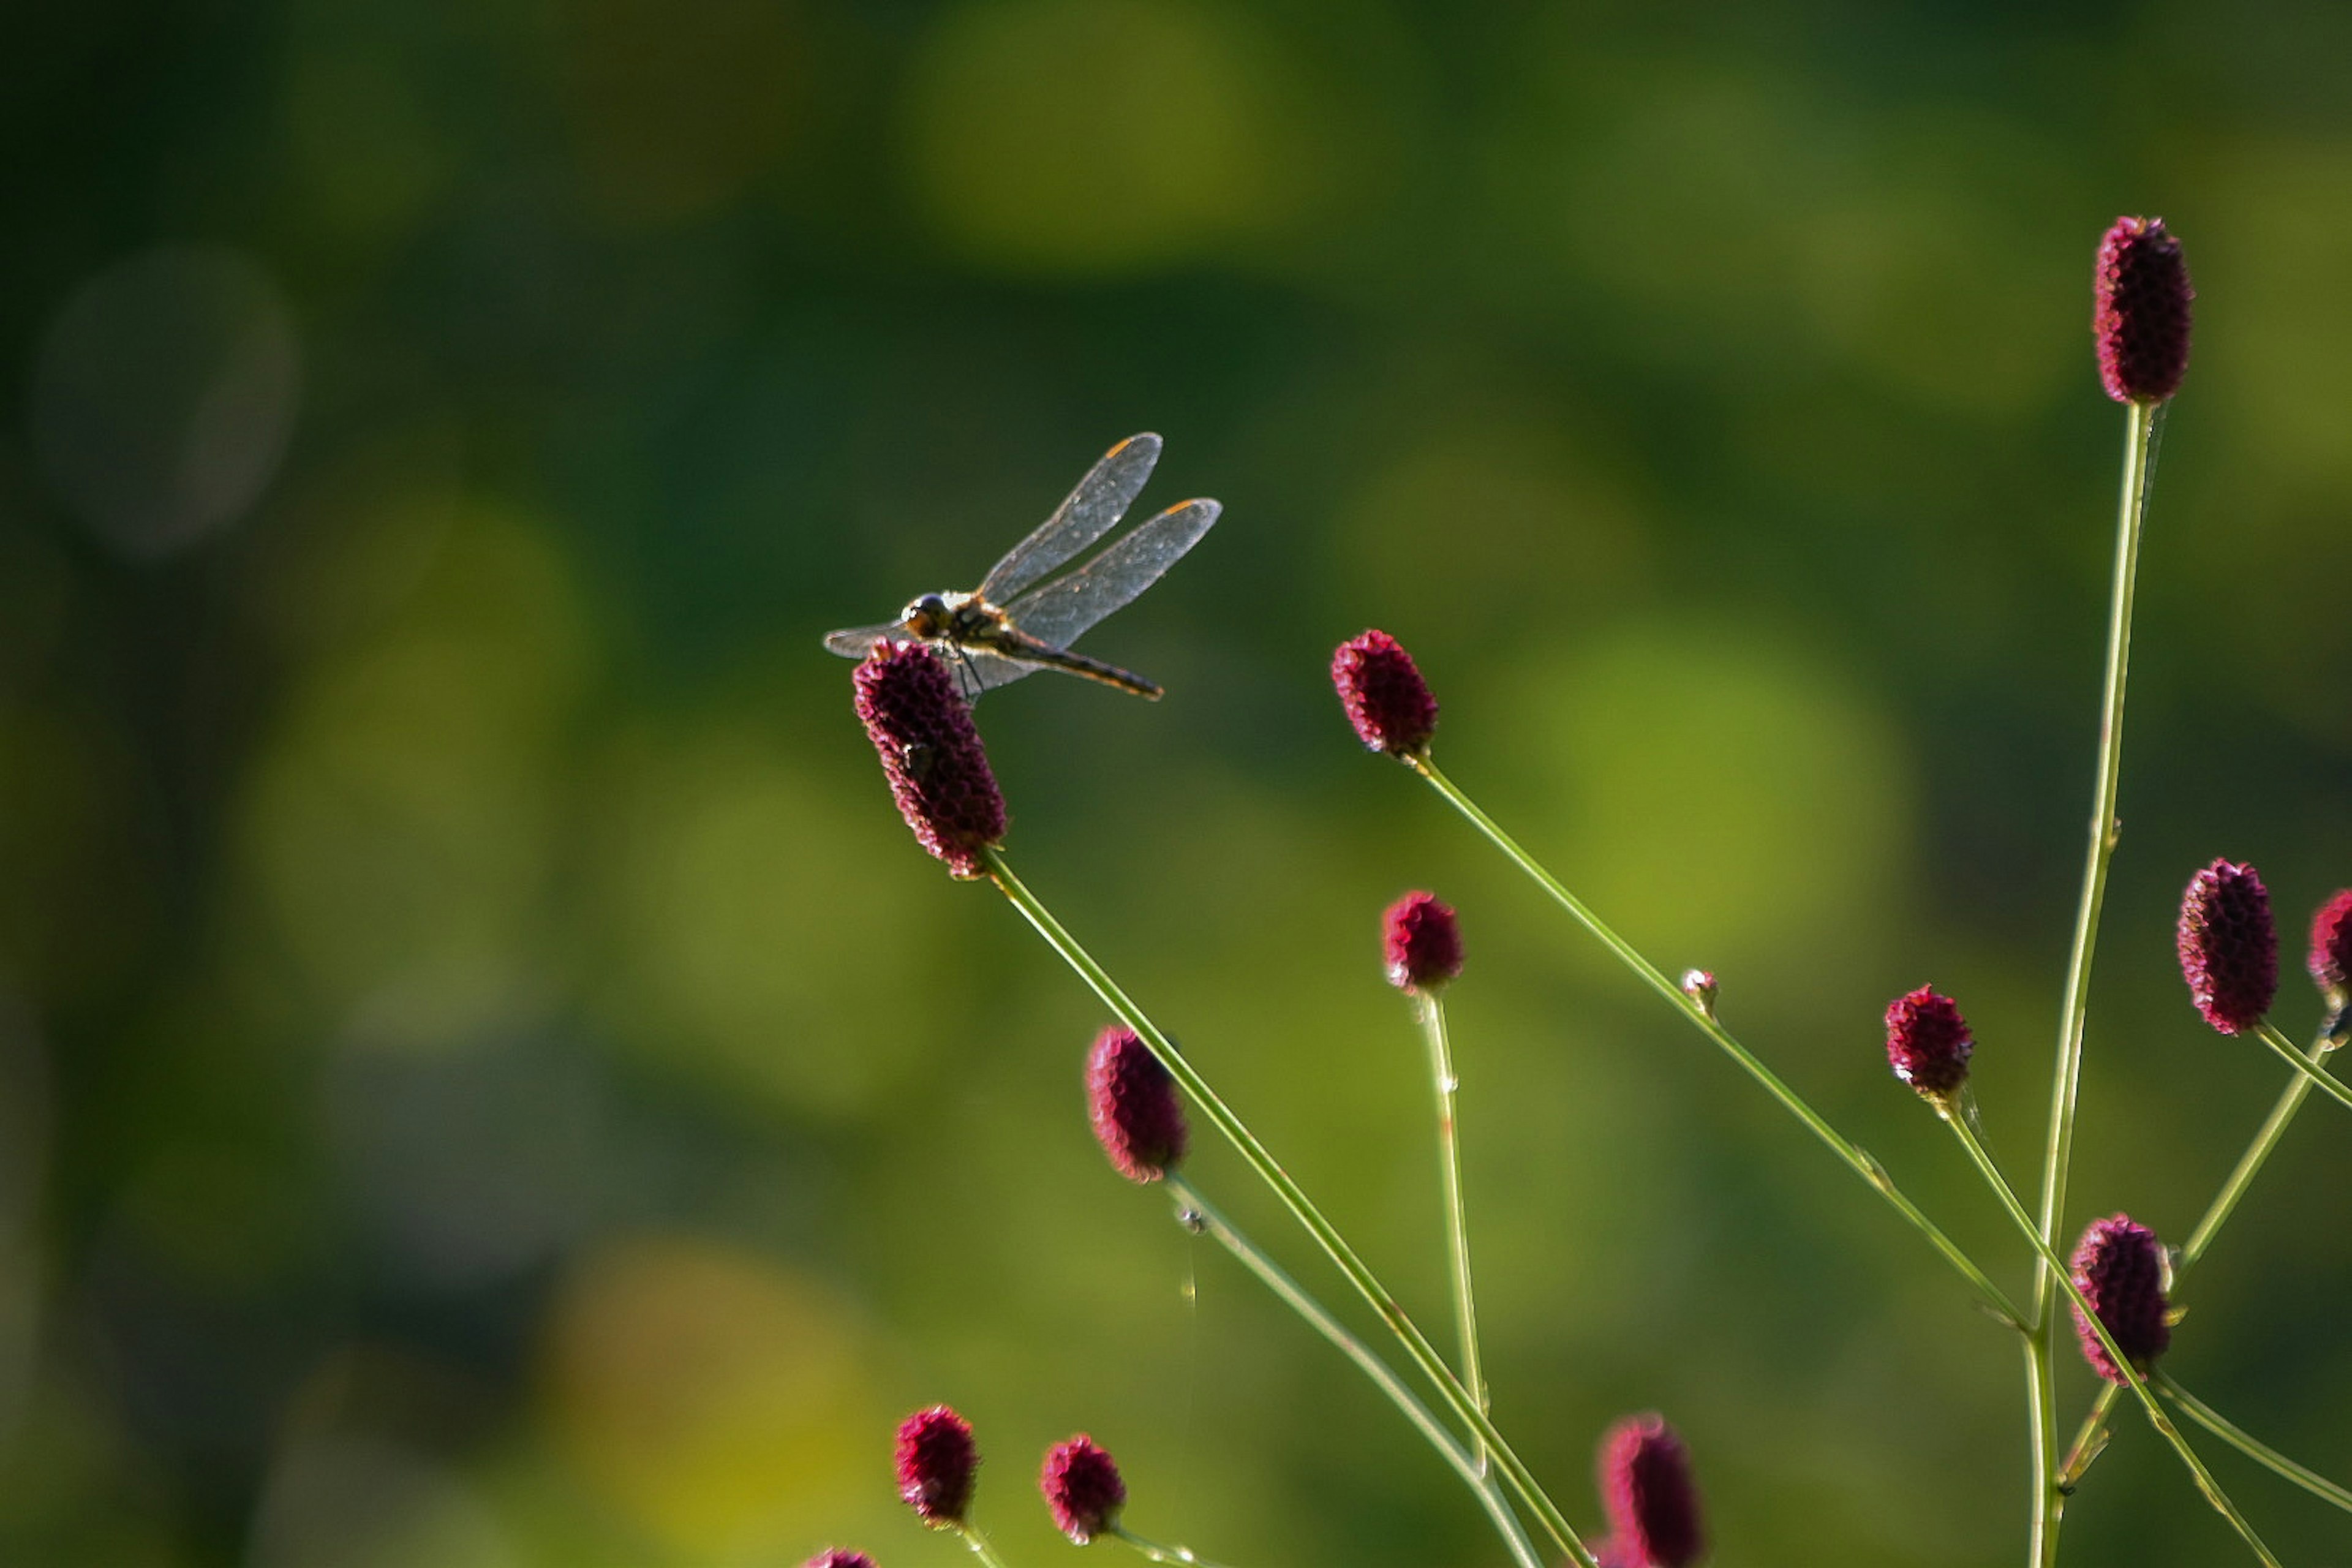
1164, 1177, 1541, 1568
1940, 1112, 2280, 1566
959, 1525, 1017, 1568
2032, 394, 2155, 1472
1109, 1526, 1235, 1568
2060, 1022, 2343, 1491
981, 848, 1596, 1568
2158, 1372, 2352, 1516
1411, 760, 2022, 1327
2252, 1022, 2352, 1114
2024, 1326, 2059, 1568
1418, 990, 1490, 1475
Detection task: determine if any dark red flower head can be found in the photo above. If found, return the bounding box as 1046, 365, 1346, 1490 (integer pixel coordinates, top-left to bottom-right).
2070, 1213, 2171, 1384
1332, 630, 1438, 759
2308, 890, 2352, 1001
1087, 1027, 1187, 1183
1599, 1414, 1705, 1568
1384, 891, 1464, 992
2095, 217, 2192, 404
2177, 859, 2277, 1035
1041, 1434, 1126, 1544
1883, 986, 1974, 1100
806, 1553, 878, 1568
855, 643, 1008, 880
895, 1405, 979, 1528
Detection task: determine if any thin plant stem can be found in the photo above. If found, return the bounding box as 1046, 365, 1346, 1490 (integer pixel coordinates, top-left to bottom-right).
2029, 396, 2156, 1558
2060, 1021, 2344, 1491
1418, 990, 1490, 1475
1164, 1175, 1542, 1568
2023, 1327, 2058, 1568
1110, 1526, 1237, 1568
981, 848, 1597, 1568
1940, 1112, 2280, 1567
2252, 1022, 2352, 1114
1409, 759, 2022, 1327
2158, 1372, 2352, 1516
958, 1526, 1016, 1568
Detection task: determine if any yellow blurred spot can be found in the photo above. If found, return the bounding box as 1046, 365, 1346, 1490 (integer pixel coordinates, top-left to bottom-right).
539, 1235, 877, 1556
238, 505, 592, 1046
1496, 618, 1913, 995
588, 726, 948, 1118
900, 0, 1276, 273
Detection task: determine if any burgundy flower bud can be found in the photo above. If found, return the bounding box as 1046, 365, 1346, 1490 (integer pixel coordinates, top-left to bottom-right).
1883, 986, 1974, 1100
1384, 891, 1464, 992
895, 1405, 979, 1528
1332, 629, 1438, 758
1679, 970, 1717, 1019
2177, 859, 2277, 1036
2309, 890, 2352, 1001
2070, 1213, 2172, 1384
1598, 1414, 1705, 1568
1087, 1027, 1187, 1183
807, 1553, 878, 1568
854, 643, 1008, 880
1041, 1434, 1126, 1544
2095, 217, 2192, 404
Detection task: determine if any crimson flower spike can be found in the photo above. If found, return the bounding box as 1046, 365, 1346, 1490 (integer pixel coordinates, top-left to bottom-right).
806, 1553, 878, 1568
1597, 1414, 1706, 1568
1883, 986, 1974, 1105
2095, 217, 2193, 404
896, 1405, 979, 1529
2070, 1214, 2173, 1384
854, 642, 1009, 880
2177, 859, 2278, 1036
1333, 629, 1438, 760
1384, 891, 1464, 993
2308, 889, 2352, 1009
1041, 1434, 1126, 1544
1087, 1026, 1188, 1183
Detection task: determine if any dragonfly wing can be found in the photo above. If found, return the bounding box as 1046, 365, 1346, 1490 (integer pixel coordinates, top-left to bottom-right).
961, 644, 1045, 695
977, 433, 1163, 603
823, 622, 910, 658
1001, 497, 1220, 650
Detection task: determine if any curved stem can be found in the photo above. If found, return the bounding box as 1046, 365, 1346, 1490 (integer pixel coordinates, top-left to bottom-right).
1411, 760, 2022, 1327
1419, 991, 1490, 1474
1941, 1112, 2280, 1566
2158, 1372, 2352, 1515
1110, 1526, 1236, 1568
2030, 398, 2155, 1561
982, 849, 1596, 1568
2252, 1022, 2352, 1114
958, 1526, 1017, 1568
1164, 1177, 1542, 1568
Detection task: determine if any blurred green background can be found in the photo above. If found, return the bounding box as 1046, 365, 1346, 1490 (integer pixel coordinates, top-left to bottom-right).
3, 0, 2350, 1563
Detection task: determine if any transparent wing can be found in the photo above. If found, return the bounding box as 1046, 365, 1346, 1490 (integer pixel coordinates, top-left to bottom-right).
1001, 497, 1220, 650
960, 645, 1047, 695
977, 433, 1163, 603
823, 622, 910, 658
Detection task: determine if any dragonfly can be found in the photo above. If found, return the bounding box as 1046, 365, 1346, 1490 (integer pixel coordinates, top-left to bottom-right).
824, 433, 1221, 701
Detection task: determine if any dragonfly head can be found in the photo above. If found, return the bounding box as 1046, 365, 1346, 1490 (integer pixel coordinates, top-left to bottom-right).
900, 593, 951, 636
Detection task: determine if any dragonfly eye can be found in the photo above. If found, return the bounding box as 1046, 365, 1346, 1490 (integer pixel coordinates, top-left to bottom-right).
902, 594, 949, 633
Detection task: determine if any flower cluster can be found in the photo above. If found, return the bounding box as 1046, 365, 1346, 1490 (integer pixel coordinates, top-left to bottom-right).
1333, 628, 1439, 758
1883, 986, 1973, 1101
1597, 1414, 1705, 1568
2094, 216, 2193, 405
2070, 1214, 2173, 1384
1087, 1026, 1188, 1183
1384, 890, 1464, 993
854, 641, 1008, 879
2177, 859, 2277, 1036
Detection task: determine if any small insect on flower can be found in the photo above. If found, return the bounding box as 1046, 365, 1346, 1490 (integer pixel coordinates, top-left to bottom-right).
2070, 1214, 2172, 1384
1041, 1435, 1126, 1544
1598, 1414, 1706, 1568
2177, 859, 2277, 1036
2095, 216, 2193, 404
1883, 986, 1974, 1102
896, 1405, 980, 1528
824, 434, 1221, 703
1333, 629, 1439, 760
1384, 891, 1464, 993
1088, 1027, 1188, 1183
854, 642, 1009, 880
